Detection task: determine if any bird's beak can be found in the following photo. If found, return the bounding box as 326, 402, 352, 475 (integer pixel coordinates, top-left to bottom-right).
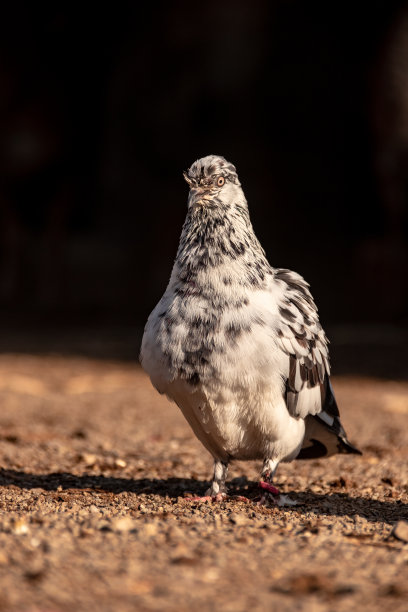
183, 172, 211, 207
188, 187, 203, 207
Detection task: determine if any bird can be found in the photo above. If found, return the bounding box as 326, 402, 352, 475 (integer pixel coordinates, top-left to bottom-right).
140, 154, 361, 505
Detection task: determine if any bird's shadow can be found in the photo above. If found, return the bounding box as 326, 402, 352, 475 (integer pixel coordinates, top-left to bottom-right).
1, 469, 406, 525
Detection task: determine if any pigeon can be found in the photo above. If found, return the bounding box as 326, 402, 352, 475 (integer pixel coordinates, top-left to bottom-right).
140, 155, 361, 505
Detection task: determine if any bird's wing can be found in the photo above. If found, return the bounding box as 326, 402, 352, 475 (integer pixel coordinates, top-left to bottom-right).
274, 268, 361, 457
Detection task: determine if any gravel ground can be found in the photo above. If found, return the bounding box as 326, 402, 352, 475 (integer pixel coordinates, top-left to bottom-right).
0, 354, 407, 612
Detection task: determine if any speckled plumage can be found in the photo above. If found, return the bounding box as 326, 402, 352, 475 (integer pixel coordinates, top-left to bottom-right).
140, 155, 360, 500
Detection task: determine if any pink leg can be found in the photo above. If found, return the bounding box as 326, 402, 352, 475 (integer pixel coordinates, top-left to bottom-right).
259, 481, 280, 495
257, 461, 298, 507
257, 470, 280, 506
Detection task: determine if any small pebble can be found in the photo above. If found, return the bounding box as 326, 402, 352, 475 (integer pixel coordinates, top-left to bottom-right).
13, 519, 29, 535
229, 513, 247, 526
391, 520, 408, 543
112, 517, 137, 532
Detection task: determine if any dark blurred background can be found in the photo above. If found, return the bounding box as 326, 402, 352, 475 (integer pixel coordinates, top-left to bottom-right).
0, 1, 407, 376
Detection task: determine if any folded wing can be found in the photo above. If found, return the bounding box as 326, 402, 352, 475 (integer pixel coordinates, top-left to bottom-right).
274, 268, 361, 459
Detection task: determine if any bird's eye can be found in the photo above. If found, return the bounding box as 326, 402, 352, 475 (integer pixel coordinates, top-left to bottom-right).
217, 176, 225, 187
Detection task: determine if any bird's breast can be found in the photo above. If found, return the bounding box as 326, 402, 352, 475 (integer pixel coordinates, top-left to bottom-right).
142, 272, 287, 399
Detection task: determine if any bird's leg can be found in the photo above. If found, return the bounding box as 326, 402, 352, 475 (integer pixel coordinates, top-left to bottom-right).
185, 460, 228, 502
258, 458, 279, 501
258, 459, 298, 507
205, 460, 228, 498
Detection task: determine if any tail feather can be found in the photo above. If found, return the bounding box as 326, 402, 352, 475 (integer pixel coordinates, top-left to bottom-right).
297, 377, 362, 460
297, 414, 362, 460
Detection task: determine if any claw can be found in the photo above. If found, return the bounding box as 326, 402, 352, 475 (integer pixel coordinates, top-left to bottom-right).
256, 492, 299, 507
184, 493, 250, 503
232, 495, 250, 502
275, 495, 299, 507
256, 481, 298, 506
184, 493, 226, 502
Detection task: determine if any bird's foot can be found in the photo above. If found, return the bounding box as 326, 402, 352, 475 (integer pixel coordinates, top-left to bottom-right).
184, 492, 250, 503
184, 493, 226, 502
259, 481, 280, 495
256, 481, 298, 507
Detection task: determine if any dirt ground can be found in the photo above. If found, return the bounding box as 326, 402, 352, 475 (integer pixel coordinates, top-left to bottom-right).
0, 352, 407, 612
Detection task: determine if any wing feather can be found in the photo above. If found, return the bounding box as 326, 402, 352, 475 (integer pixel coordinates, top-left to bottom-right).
274, 268, 361, 457
275, 268, 329, 418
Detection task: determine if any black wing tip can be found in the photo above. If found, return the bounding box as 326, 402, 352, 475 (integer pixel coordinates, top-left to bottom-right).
338, 437, 363, 456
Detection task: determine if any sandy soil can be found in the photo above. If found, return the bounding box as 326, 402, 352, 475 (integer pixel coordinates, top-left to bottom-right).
0, 353, 407, 611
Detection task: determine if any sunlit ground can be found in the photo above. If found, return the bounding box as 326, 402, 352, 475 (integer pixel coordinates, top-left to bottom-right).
0, 335, 407, 612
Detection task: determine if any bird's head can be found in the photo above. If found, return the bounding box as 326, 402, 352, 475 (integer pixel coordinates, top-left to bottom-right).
183, 155, 243, 211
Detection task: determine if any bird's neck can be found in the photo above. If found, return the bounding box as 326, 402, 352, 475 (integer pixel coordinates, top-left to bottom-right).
172, 205, 271, 291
